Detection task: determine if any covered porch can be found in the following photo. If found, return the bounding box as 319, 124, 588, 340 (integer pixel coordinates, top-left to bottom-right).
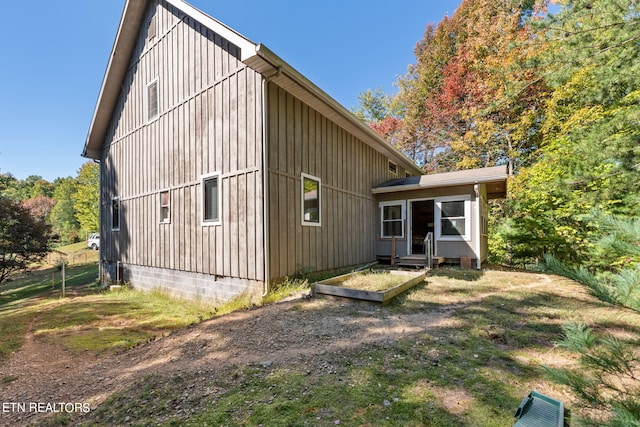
372, 166, 508, 269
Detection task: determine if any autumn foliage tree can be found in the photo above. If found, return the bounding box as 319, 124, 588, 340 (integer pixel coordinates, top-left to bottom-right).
0, 196, 52, 285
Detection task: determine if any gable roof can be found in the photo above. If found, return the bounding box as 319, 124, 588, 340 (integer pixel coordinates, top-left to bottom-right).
83, 0, 422, 175
372, 165, 508, 199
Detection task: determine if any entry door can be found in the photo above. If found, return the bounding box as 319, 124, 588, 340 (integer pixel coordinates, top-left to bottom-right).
410, 200, 434, 254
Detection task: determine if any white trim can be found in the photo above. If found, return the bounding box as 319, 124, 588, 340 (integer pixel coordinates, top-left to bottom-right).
201, 172, 222, 226
165, 0, 257, 61
159, 190, 170, 224
407, 198, 437, 256
146, 78, 159, 123
435, 195, 471, 241
111, 197, 120, 231
379, 200, 406, 239
474, 184, 481, 269
388, 160, 398, 175
301, 173, 321, 227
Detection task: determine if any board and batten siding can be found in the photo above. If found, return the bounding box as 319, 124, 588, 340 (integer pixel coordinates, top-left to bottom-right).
100, 0, 265, 289
266, 82, 401, 280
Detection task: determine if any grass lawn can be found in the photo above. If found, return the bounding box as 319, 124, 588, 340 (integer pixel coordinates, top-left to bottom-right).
339, 270, 411, 292
0, 262, 268, 361
77, 268, 640, 426
4, 266, 639, 426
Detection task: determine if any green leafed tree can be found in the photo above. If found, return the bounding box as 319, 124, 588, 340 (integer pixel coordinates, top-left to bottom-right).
72, 162, 100, 234
50, 177, 81, 244
0, 196, 52, 285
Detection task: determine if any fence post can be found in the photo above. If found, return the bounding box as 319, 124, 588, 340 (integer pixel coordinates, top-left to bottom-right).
62, 262, 66, 298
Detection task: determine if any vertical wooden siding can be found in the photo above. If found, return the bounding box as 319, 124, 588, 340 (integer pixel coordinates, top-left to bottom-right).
266, 83, 401, 280
101, 0, 265, 281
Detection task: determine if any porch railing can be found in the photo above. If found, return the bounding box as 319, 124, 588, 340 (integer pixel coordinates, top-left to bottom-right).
424, 232, 434, 269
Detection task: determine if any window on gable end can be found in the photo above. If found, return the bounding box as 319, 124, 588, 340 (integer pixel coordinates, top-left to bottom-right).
148, 13, 157, 41
147, 79, 159, 122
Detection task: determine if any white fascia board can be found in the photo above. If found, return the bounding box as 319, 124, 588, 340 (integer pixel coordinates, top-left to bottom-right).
371, 173, 508, 195
165, 0, 257, 61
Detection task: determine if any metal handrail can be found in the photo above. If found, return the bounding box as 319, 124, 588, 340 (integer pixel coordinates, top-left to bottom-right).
424, 232, 434, 269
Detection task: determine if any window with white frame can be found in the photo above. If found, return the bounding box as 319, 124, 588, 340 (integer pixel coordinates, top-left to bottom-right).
202, 173, 221, 225
388, 160, 398, 175
380, 201, 405, 238
147, 79, 159, 121
436, 196, 470, 240
301, 173, 321, 226
159, 190, 170, 223
111, 197, 120, 231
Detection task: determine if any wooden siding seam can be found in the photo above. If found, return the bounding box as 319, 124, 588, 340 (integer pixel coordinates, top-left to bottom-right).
107, 65, 252, 151
268, 169, 374, 202
111, 167, 261, 202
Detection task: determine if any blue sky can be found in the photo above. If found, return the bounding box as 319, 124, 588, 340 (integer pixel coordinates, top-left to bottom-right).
0, 0, 461, 182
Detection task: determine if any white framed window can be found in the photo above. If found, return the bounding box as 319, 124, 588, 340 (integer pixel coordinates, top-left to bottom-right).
301, 173, 321, 226
147, 79, 159, 122
111, 197, 120, 231
380, 200, 406, 238
388, 160, 398, 175
435, 196, 471, 241
159, 190, 170, 224
201, 173, 221, 226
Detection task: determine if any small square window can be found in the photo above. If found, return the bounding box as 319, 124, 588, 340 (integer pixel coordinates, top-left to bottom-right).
388, 160, 398, 174
202, 173, 221, 225
111, 198, 120, 231
147, 80, 159, 121
159, 191, 170, 223
302, 173, 321, 226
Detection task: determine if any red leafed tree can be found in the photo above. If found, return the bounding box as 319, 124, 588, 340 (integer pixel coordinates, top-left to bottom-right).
394, 0, 549, 173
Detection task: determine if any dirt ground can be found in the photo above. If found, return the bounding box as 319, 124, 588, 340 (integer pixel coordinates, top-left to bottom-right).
0, 274, 575, 426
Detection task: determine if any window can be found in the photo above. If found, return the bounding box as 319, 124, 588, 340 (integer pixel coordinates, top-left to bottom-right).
436, 196, 470, 241
380, 201, 405, 238
388, 160, 398, 175
202, 173, 221, 225
159, 190, 170, 223
147, 79, 159, 121
301, 173, 321, 226
147, 14, 157, 41
111, 198, 120, 231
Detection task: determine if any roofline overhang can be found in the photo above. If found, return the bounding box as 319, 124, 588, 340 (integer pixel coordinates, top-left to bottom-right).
249, 45, 422, 176
82, 0, 423, 176
371, 167, 509, 195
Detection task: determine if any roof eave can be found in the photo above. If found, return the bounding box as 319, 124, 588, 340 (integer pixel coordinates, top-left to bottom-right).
83, 0, 148, 159
371, 171, 509, 194
247, 44, 423, 176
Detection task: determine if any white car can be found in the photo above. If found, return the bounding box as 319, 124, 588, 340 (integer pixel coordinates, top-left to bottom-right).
87, 233, 100, 250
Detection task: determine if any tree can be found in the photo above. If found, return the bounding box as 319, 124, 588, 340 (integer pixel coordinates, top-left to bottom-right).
505, 0, 640, 265
0, 196, 52, 285
50, 177, 81, 244
72, 162, 100, 234
395, 0, 549, 173
545, 323, 640, 426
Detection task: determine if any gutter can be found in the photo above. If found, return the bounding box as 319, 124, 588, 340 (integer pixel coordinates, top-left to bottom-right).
261, 78, 270, 296
252, 44, 422, 176
371, 173, 508, 195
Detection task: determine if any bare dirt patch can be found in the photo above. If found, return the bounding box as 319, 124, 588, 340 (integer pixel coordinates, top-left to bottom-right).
0, 270, 633, 426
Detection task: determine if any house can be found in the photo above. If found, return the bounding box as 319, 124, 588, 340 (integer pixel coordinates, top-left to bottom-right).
82, 0, 507, 302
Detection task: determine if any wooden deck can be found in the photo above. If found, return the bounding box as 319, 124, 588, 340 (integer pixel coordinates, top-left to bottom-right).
377, 255, 445, 268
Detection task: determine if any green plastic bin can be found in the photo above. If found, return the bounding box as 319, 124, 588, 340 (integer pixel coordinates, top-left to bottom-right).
514, 390, 564, 427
